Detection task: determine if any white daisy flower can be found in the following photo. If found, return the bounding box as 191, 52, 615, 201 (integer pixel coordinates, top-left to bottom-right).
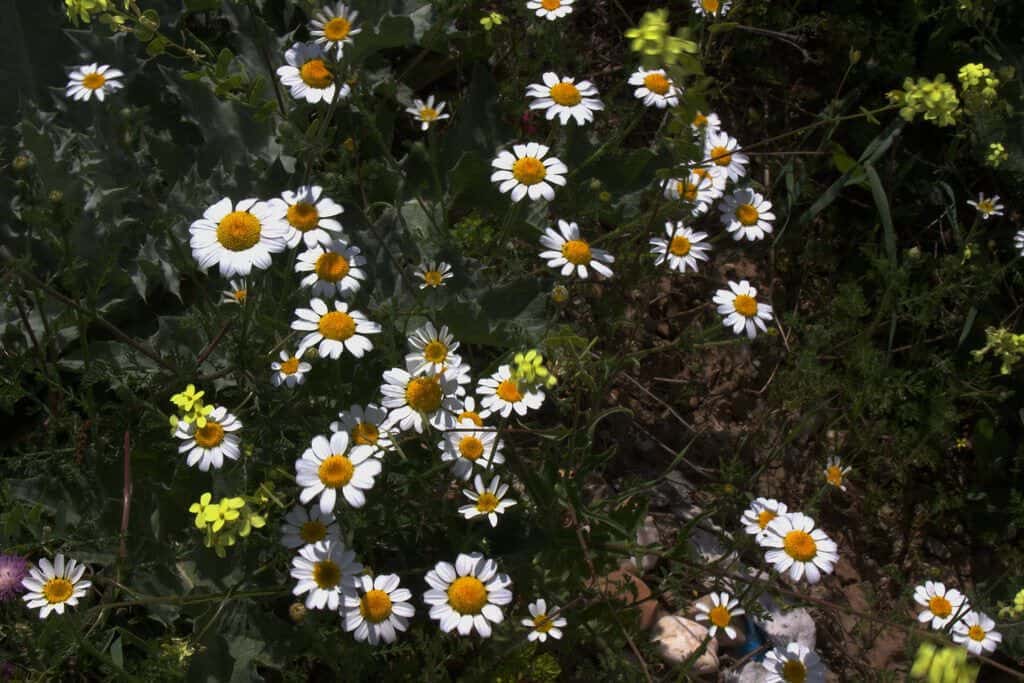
295, 240, 366, 298
740, 497, 788, 539
271, 349, 312, 388
406, 95, 450, 131
455, 396, 490, 425
1014, 229, 1024, 257
446, 360, 474, 398
290, 539, 361, 611
762, 642, 826, 683
270, 185, 346, 249
952, 610, 1001, 654
713, 280, 774, 339
539, 219, 615, 279
662, 173, 717, 216
330, 403, 394, 456
628, 68, 683, 108
21, 554, 91, 619
220, 279, 249, 305
440, 419, 505, 481
291, 298, 380, 359
522, 598, 567, 641
295, 431, 381, 513
344, 573, 416, 645
189, 197, 289, 278
406, 322, 462, 375
276, 42, 350, 104
309, 2, 361, 58
761, 512, 839, 584
705, 130, 749, 182
174, 406, 242, 472
526, 72, 604, 126
913, 581, 968, 630
423, 552, 513, 638
694, 591, 745, 639
650, 222, 711, 273
380, 367, 461, 434
490, 143, 567, 203
720, 188, 775, 241
65, 63, 124, 102
279, 505, 341, 549
967, 192, 1004, 220
459, 474, 517, 527
691, 0, 732, 17
526, 0, 573, 20
691, 111, 722, 139
823, 456, 851, 491
415, 261, 453, 289
477, 365, 546, 418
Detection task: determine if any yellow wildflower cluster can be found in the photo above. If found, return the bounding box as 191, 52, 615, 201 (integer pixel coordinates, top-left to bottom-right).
887, 75, 960, 127
624, 10, 697, 69
972, 327, 1024, 375
480, 11, 505, 31
997, 587, 1024, 619
910, 643, 978, 682
168, 384, 214, 433
986, 142, 1008, 168
511, 350, 557, 390
957, 62, 999, 111
188, 493, 267, 558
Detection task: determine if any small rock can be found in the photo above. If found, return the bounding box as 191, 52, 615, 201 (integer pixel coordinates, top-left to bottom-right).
689, 527, 737, 565
650, 615, 719, 674
728, 660, 770, 683
630, 515, 660, 573
755, 594, 816, 650
589, 569, 658, 630
690, 594, 747, 649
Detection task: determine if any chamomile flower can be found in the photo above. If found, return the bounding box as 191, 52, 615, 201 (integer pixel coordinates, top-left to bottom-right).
309, 2, 361, 58
662, 173, 717, 215
330, 404, 394, 456
280, 505, 341, 549
691, 111, 722, 138
526, 73, 604, 126
380, 367, 461, 434
477, 365, 546, 418
720, 188, 775, 241
459, 475, 517, 527
423, 552, 513, 637
491, 143, 567, 203
174, 406, 242, 472
1015, 230, 1024, 257
527, 0, 573, 20
441, 420, 506, 481
823, 456, 851, 491
705, 131, 749, 182
271, 350, 312, 388
21, 554, 91, 619
290, 539, 362, 611
967, 192, 1004, 220
277, 42, 350, 104
913, 581, 968, 630
189, 197, 289, 278
406, 322, 462, 375
270, 185, 346, 249
406, 95, 450, 131
416, 261, 453, 289
296, 241, 366, 298
344, 574, 416, 645
296, 432, 380, 513
539, 219, 615, 279
628, 68, 683, 108
694, 592, 745, 639
713, 280, 774, 340
455, 396, 490, 425
763, 642, 826, 683
650, 222, 711, 273
221, 279, 249, 305
291, 298, 380, 359
741, 498, 788, 539
761, 512, 839, 584
522, 599, 566, 642
952, 611, 1001, 654
65, 63, 124, 102
691, 0, 732, 18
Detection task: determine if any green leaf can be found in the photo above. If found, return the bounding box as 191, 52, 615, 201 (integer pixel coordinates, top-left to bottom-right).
709, 21, 738, 33
863, 162, 897, 266
146, 35, 169, 57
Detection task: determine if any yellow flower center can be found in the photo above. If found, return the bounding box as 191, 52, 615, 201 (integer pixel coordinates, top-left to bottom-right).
405, 377, 442, 413
42, 577, 74, 604
82, 72, 106, 90
312, 560, 340, 589
419, 107, 439, 121
757, 509, 776, 529
977, 200, 995, 214
533, 613, 554, 632
968, 625, 986, 642
512, 157, 547, 185
447, 576, 488, 614
928, 595, 952, 618
459, 436, 485, 461
318, 311, 356, 340
549, 82, 582, 106
702, 0, 721, 12
323, 17, 351, 42
733, 294, 758, 318
287, 202, 320, 231
475, 491, 500, 513
676, 179, 699, 202
233, 289, 248, 303
318, 454, 354, 488
300, 59, 333, 89
781, 660, 807, 683
669, 235, 692, 256
693, 112, 708, 128
194, 421, 225, 449
314, 253, 351, 282
710, 145, 732, 166
825, 466, 844, 487
496, 379, 523, 403
359, 589, 393, 623
541, 0, 561, 9
783, 530, 817, 562
561, 239, 592, 265
736, 204, 760, 226
643, 73, 671, 95
216, 211, 262, 251
280, 357, 300, 375
423, 340, 449, 363
299, 520, 327, 544
351, 422, 379, 446
708, 605, 732, 628
423, 270, 444, 287
458, 410, 483, 426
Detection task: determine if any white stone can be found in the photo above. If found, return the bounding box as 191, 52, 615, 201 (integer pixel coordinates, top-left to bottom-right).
650, 615, 719, 674
754, 594, 816, 650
